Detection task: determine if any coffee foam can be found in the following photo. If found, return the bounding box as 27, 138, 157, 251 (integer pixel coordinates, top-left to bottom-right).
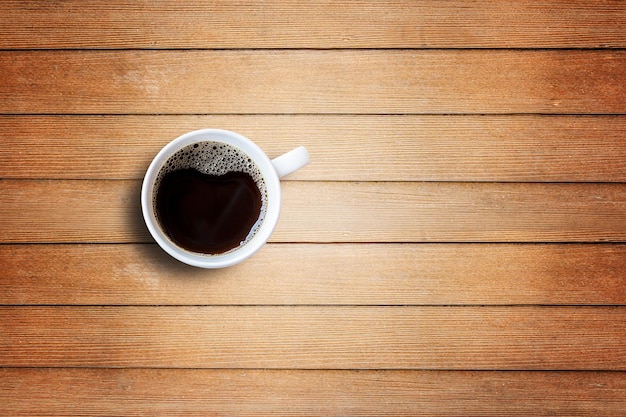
152, 141, 268, 252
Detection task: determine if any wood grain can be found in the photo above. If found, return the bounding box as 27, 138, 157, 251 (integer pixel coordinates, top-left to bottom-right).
0, 179, 147, 243
2, 115, 626, 182
2, 306, 625, 369
1, 180, 625, 243
2, 50, 625, 114
2, 2, 625, 416
1, 369, 625, 416
2, 243, 625, 306
1, 0, 625, 49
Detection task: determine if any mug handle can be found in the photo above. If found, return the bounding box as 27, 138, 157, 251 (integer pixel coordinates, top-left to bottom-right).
271, 146, 311, 178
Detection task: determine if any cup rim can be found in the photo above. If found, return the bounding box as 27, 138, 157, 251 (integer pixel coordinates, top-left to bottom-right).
141, 129, 281, 268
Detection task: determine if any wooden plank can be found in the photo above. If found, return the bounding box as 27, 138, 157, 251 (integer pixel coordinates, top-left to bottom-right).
1, 306, 625, 369
1, 0, 625, 49
279, 182, 626, 243
2, 115, 626, 182
0, 179, 148, 243
2, 243, 625, 306
1, 369, 626, 416
1, 50, 625, 115
1, 180, 625, 243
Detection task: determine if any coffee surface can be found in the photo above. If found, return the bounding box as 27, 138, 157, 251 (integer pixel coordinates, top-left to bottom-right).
152, 141, 267, 255
156, 168, 262, 254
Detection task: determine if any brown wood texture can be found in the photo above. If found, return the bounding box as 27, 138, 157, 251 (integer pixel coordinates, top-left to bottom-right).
2, 243, 624, 306
1, 50, 626, 114
1, 0, 625, 49
1, 180, 625, 243
2, 115, 626, 182
2, 1, 626, 415
2, 369, 626, 416
2, 306, 626, 369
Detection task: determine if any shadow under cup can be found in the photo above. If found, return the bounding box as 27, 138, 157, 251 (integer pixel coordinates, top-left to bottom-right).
141, 129, 283, 269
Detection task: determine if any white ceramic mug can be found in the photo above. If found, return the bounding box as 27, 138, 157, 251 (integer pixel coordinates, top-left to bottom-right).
141, 129, 310, 268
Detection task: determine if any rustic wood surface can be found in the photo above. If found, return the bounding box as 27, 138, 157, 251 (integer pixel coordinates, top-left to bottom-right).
2, 369, 625, 417
2, 50, 626, 114
2, 181, 626, 243
1, 1, 625, 415
2, 115, 626, 181
1, 0, 625, 49
2, 243, 625, 306
3, 306, 626, 369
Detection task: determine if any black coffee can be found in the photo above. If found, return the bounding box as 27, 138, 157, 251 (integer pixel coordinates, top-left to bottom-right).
153, 141, 267, 255
156, 168, 262, 254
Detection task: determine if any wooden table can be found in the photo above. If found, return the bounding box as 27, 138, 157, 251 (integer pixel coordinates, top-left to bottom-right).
1, 1, 626, 415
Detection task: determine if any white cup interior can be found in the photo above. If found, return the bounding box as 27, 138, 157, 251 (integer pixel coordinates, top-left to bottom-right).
141, 129, 282, 268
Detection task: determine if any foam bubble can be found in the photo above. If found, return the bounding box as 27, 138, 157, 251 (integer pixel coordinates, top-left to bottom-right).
152, 141, 268, 253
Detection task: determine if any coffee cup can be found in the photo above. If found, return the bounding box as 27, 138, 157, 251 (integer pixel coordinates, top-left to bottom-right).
141, 129, 310, 268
